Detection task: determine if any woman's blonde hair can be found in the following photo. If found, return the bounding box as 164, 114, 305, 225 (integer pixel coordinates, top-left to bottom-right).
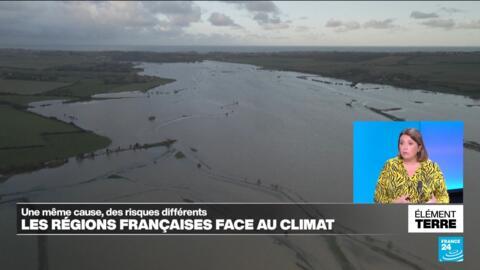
398, 128, 428, 162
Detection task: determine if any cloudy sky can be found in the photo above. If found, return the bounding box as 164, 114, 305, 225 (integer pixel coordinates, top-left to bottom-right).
1, 1, 479, 48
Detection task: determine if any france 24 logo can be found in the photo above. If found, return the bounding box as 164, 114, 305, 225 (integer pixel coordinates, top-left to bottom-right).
438, 236, 463, 262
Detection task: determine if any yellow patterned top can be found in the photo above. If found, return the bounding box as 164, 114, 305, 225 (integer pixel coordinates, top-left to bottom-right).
374, 157, 449, 204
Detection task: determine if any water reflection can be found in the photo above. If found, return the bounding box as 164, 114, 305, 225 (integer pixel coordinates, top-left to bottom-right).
1, 61, 478, 269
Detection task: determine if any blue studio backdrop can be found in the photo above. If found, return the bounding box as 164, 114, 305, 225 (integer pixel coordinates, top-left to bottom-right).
353, 121, 463, 203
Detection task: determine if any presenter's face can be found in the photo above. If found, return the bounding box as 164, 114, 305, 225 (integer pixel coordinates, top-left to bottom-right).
399, 134, 420, 161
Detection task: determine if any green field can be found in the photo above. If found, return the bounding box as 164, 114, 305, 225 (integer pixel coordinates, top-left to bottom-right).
0, 79, 71, 95
0, 49, 175, 176
0, 105, 72, 148
0, 94, 70, 107
207, 52, 480, 99
45, 77, 174, 98
0, 105, 111, 175
0, 49, 105, 69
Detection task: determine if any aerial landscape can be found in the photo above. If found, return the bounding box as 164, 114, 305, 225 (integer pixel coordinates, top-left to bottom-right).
1, 1, 479, 270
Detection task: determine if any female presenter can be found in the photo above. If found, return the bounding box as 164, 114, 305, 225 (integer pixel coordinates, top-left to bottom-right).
374, 128, 449, 204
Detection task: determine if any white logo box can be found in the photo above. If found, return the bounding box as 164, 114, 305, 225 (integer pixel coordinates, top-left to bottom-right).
408, 205, 463, 233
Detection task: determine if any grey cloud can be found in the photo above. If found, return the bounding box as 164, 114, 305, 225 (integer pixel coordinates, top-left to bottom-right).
421, 19, 455, 29
244, 1, 278, 13
457, 20, 480, 29
253, 12, 290, 30
326, 18, 397, 32
0, 1, 203, 46
0, 2, 135, 41
295, 26, 309, 32
208, 12, 241, 28
410, 11, 439, 19
143, 1, 201, 27
363, 19, 396, 29
168, 13, 200, 28
144, 1, 198, 14
224, 1, 288, 30
262, 23, 290, 30
325, 19, 360, 32
227, 1, 279, 13
338, 22, 360, 32
325, 19, 342, 28
253, 12, 270, 24
439, 7, 464, 14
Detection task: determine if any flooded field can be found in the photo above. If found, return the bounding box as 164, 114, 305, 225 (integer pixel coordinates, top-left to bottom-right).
1, 61, 478, 269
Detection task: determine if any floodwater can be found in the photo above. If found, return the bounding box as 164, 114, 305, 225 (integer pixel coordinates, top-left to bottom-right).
1, 61, 479, 269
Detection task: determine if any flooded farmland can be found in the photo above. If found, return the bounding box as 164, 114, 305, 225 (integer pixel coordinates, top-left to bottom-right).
1, 61, 478, 269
